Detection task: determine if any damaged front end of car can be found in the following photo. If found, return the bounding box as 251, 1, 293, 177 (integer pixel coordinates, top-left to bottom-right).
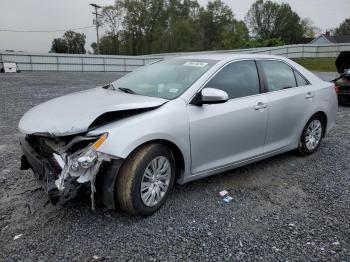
17, 85, 169, 210
20, 133, 123, 210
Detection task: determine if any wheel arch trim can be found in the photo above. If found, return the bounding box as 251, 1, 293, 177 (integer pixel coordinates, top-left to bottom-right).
120, 137, 189, 183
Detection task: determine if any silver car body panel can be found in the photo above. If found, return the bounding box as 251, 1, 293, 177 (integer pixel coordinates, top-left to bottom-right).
19, 54, 338, 184
88, 98, 192, 177
188, 93, 268, 174
18, 87, 167, 136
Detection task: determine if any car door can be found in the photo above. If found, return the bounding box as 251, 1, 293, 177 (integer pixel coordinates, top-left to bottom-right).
258, 59, 315, 153
188, 60, 268, 175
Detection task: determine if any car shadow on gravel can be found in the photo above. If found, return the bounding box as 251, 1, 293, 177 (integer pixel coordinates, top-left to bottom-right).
24, 149, 299, 221
81, 149, 302, 220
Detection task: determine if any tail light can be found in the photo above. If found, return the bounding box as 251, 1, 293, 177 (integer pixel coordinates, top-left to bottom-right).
335, 85, 339, 94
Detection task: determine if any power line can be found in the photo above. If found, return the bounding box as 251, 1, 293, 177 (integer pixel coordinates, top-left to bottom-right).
0, 26, 95, 33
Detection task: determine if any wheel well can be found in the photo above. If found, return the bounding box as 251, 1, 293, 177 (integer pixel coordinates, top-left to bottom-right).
131, 140, 185, 179
313, 111, 327, 136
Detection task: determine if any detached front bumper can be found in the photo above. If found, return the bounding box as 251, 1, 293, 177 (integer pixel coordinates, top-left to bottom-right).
20, 137, 61, 204
19, 136, 123, 209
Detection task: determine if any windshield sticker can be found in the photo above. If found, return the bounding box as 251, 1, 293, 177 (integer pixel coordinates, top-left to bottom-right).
169, 88, 179, 93
183, 61, 208, 67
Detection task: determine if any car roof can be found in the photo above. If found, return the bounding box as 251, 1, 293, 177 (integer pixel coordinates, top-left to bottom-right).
173, 53, 286, 62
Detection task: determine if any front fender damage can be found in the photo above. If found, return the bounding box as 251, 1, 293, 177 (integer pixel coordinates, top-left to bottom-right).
19, 105, 166, 210
55, 149, 112, 210
20, 134, 123, 210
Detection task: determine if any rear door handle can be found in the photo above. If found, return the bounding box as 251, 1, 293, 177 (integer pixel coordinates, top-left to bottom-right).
254, 102, 268, 110
305, 92, 314, 99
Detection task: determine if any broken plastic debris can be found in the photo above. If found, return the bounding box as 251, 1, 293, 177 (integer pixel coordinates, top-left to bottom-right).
92, 255, 104, 261
13, 234, 23, 240
222, 195, 233, 203
272, 246, 280, 252
55, 147, 111, 210
219, 190, 229, 197
219, 189, 233, 203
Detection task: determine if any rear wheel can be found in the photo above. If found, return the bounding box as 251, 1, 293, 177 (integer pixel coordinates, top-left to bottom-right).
298, 114, 324, 155
115, 143, 175, 216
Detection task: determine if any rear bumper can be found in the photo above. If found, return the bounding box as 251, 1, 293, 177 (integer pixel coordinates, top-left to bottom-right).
338, 93, 350, 97
337, 86, 350, 99
338, 93, 350, 103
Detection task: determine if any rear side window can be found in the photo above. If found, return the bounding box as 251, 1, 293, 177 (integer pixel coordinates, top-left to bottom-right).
294, 70, 309, 86
261, 60, 297, 92
205, 60, 260, 99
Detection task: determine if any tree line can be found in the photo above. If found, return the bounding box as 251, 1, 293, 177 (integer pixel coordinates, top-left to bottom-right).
50, 0, 350, 55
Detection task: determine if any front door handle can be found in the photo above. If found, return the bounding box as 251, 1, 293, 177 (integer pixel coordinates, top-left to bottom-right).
254, 102, 268, 110
305, 92, 314, 99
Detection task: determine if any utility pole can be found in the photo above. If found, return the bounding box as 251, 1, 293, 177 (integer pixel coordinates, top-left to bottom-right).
90, 3, 102, 55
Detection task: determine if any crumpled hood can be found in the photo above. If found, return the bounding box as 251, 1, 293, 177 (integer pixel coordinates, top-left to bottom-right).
18, 87, 167, 136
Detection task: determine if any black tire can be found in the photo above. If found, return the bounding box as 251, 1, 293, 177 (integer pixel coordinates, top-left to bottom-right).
115, 143, 175, 216
298, 114, 325, 156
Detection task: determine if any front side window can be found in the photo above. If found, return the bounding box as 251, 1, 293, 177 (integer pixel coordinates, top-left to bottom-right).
111, 58, 217, 99
261, 60, 297, 92
204, 60, 260, 99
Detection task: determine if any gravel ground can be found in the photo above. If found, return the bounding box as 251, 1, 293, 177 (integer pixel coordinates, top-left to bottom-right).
0, 71, 349, 261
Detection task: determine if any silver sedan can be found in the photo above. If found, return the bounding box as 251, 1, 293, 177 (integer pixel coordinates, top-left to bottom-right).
19, 54, 338, 216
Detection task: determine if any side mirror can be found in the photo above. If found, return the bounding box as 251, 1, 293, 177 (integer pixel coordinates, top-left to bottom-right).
195, 87, 229, 105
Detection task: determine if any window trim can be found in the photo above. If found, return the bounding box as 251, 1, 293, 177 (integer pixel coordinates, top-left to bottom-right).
293, 68, 310, 87
256, 58, 311, 94
189, 59, 264, 105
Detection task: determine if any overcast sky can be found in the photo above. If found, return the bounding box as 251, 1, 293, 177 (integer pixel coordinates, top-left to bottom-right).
0, 0, 349, 53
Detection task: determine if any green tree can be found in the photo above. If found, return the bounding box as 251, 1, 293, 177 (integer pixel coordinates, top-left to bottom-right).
93, 0, 293, 55
50, 38, 68, 53
91, 42, 98, 54
163, 0, 201, 52
245, 0, 304, 44
119, 0, 148, 55
245, 38, 284, 48
199, 0, 248, 50
335, 18, 350, 36
300, 18, 320, 38
63, 30, 86, 54
100, 2, 124, 54
91, 35, 122, 55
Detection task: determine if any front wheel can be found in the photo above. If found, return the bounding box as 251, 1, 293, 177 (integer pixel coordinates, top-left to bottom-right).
298, 115, 324, 155
115, 143, 175, 216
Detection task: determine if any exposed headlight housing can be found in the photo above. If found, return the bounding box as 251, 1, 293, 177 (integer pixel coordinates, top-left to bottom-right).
70, 133, 108, 170
77, 147, 98, 168
55, 133, 109, 190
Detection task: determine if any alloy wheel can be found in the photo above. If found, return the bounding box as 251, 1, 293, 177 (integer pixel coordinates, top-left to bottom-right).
140, 156, 171, 207
305, 119, 322, 151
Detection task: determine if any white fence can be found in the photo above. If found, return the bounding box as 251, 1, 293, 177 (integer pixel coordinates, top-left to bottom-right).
1, 43, 349, 72
0, 52, 162, 72
143, 43, 350, 59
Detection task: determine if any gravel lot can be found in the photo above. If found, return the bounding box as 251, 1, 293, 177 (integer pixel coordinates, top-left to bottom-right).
0, 71, 349, 261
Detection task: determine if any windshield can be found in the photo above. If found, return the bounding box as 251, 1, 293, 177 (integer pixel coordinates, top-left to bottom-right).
111, 58, 218, 99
